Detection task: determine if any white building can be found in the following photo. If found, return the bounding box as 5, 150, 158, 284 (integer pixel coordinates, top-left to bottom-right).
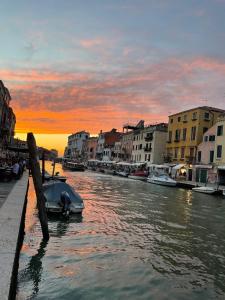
132, 123, 168, 164
66, 131, 90, 160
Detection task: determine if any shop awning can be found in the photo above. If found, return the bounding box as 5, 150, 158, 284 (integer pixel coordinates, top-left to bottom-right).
195, 164, 213, 169
217, 165, 225, 170
172, 164, 186, 170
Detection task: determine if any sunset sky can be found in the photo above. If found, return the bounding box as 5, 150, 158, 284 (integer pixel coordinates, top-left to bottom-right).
1, 0, 225, 155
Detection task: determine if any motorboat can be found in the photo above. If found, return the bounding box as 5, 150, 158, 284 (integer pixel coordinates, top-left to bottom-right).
192, 186, 218, 194
116, 171, 129, 177
128, 170, 147, 181
103, 169, 116, 175
147, 174, 176, 187
44, 171, 67, 182
43, 181, 84, 214
63, 161, 85, 171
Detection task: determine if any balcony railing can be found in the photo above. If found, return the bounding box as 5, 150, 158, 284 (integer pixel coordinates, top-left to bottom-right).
144, 147, 152, 152
145, 136, 153, 141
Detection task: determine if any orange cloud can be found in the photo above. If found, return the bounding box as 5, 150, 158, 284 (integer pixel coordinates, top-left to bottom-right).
2, 55, 225, 144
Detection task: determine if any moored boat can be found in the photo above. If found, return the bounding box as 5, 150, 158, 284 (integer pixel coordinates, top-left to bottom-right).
116, 171, 129, 177
147, 174, 176, 187
63, 161, 85, 171
44, 171, 67, 182
128, 170, 147, 181
192, 186, 218, 194
43, 181, 84, 214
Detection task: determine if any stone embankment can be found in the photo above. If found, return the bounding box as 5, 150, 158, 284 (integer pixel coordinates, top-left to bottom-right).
0, 172, 29, 300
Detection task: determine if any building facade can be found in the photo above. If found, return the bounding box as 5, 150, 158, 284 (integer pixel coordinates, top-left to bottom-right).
132, 123, 168, 164
0, 81, 16, 151
83, 137, 98, 160
96, 128, 122, 160
65, 131, 90, 160
166, 106, 225, 164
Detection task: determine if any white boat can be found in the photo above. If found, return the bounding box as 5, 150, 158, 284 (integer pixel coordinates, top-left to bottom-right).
223, 189, 225, 196
147, 174, 176, 187
116, 171, 129, 177
192, 186, 218, 194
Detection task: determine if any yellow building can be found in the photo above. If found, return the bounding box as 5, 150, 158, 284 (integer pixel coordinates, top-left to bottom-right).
166, 106, 225, 164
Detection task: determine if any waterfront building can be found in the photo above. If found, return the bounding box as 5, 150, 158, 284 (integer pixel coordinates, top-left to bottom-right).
96, 128, 122, 161
195, 125, 217, 184
166, 106, 225, 165
132, 123, 168, 164
120, 131, 133, 162
113, 141, 122, 161
83, 137, 98, 160
65, 131, 90, 160
214, 115, 225, 185
0, 81, 16, 151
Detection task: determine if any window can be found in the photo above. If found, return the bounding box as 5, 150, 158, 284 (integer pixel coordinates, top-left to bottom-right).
190, 147, 194, 157
139, 144, 142, 150
183, 115, 187, 122
209, 135, 215, 142
217, 145, 222, 158
210, 151, 214, 163
181, 147, 185, 159
174, 148, 178, 158
203, 127, 208, 134
178, 117, 181, 122
191, 126, 196, 140
192, 112, 197, 120
175, 129, 180, 141
217, 125, 223, 136
204, 136, 208, 142
204, 112, 210, 120
197, 151, 202, 162
182, 128, 187, 141
168, 131, 172, 142
170, 118, 173, 124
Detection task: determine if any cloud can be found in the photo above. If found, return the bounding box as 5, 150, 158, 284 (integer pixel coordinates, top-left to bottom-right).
2, 55, 225, 134
80, 38, 105, 49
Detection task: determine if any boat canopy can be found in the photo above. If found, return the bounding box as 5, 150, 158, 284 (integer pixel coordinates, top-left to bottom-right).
43, 181, 83, 204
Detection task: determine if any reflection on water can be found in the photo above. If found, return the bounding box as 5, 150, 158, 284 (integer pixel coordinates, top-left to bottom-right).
17, 163, 225, 300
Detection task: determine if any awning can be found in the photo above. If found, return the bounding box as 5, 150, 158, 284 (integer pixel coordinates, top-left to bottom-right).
217, 165, 225, 170
195, 165, 213, 169
172, 164, 186, 170
116, 162, 131, 166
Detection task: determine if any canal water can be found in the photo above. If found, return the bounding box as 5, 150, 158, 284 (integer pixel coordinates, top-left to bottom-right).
17, 163, 225, 299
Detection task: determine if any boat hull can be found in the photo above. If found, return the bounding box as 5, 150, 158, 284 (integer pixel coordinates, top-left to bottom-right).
192, 187, 217, 194
147, 179, 176, 187
128, 175, 147, 181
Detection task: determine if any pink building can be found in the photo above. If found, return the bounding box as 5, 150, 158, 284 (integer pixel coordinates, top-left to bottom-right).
197, 125, 216, 165
194, 125, 217, 184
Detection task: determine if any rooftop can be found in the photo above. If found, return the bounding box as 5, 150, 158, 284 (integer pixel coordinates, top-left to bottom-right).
169, 106, 225, 117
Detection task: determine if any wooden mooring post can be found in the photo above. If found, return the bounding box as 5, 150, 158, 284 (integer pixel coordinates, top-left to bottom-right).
27, 132, 49, 241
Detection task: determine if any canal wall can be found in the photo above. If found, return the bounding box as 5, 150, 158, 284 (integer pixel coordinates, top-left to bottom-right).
0, 172, 29, 300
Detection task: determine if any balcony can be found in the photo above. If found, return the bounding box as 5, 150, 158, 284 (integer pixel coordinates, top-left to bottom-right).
174, 138, 180, 142
167, 140, 172, 144
185, 156, 196, 163
145, 136, 153, 141
144, 147, 152, 152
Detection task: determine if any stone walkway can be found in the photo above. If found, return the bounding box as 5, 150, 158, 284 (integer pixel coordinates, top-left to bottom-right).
0, 181, 15, 209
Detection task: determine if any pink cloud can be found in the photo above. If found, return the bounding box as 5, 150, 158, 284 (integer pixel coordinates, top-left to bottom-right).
80, 38, 105, 48
2, 55, 225, 134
